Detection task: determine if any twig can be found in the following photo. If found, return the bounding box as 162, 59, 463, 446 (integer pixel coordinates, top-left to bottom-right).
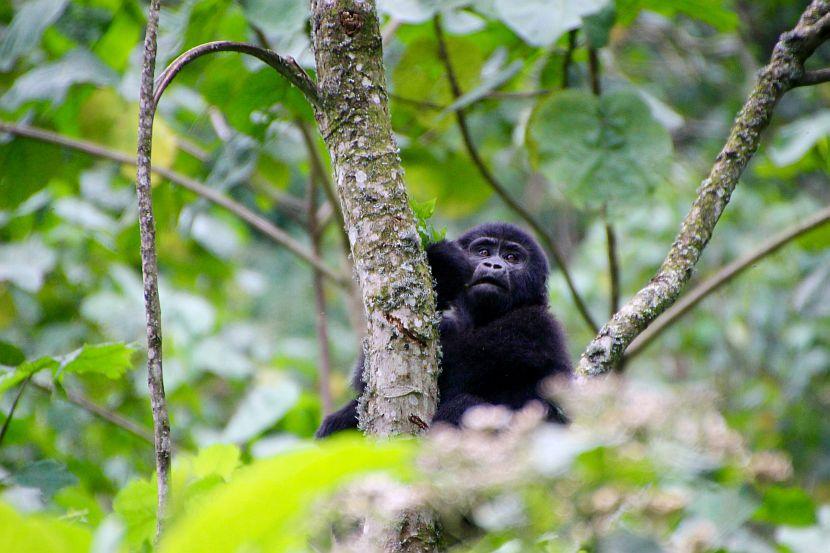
794, 66, 830, 87
136, 0, 170, 539
433, 17, 598, 333
307, 172, 333, 415
32, 381, 154, 444
381, 17, 401, 45
296, 120, 351, 257
563, 30, 577, 88
0, 375, 31, 447
603, 214, 621, 317
153, 41, 319, 109
587, 47, 602, 96
625, 204, 830, 359
0, 122, 348, 287
577, 1, 830, 376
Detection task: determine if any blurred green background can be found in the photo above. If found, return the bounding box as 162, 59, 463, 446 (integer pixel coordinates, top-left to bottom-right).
1, 1, 829, 551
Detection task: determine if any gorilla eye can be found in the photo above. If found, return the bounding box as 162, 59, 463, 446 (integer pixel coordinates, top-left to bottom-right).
477, 248, 490, 257
505, 253, 519, 263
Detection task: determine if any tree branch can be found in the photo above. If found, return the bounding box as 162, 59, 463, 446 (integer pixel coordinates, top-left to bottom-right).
153, 41, 319, 109
562, 30, 577, 89
577, 0, 830, 376
32, 380, 154, 444
433, 17, 598, 333
136, 0, 170, 539
0, 375, 31, 448
0, 121, 348, 287
625, 204, 830, 360
307, 171, 333, 415
604, 215, 621, 317
296, 119, 351, 257
794, 66, 830, 87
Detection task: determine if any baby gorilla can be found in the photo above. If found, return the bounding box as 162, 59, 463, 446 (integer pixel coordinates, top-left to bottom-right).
316, 222, 571, 437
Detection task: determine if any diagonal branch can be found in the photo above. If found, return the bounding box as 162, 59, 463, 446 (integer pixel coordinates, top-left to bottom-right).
794, 66, 830, 87
153, 41, 319, 109
0, 121, 348, 287
578, 0, 830, 376
136, 0, 170, 539
433, 17, 598, 333
625, 204, 830, 360
32, 380, 154, 444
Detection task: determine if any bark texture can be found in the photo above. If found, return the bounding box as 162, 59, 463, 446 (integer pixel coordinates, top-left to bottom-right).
578, 0, 830, 376
309, 0, 440, 438
136, 0, 171, 540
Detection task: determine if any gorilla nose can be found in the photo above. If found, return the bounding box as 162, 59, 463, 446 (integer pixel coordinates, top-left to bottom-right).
483, 260, 503, 270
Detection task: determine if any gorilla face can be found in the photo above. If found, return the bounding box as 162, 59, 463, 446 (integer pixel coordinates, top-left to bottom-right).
456, 223, 549, 323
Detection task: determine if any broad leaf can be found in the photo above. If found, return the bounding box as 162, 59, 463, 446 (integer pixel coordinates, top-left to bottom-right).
10, 460, 78, 500
0, 0, 68, 72
160, 437, 414, 553
528, 89, 672, 208
57, 342, 135, 381
494, 0, 609, 46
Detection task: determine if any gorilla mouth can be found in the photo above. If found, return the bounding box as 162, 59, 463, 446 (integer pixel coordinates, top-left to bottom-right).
472, 276, 507, 289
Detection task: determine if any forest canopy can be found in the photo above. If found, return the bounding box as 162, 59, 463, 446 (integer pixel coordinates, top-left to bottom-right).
1, 0, 830, 551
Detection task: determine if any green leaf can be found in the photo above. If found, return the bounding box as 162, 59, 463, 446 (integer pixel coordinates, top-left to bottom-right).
440, 59, 523, 116
113, 477, 157, 549
10, 460, 78, 500
0, 357, 57, 395
528, 89, 672, 208
0, 341, 25, 367
0, 501, 91, 553
0, 49, 116, 110
221, 378, 301, 443
754, 486, 817, 526
377, 0, 471, 23
494, 0, 610, 46
92, 8, 143, 71
617, 0, 739, 32
768, 111, 830, 167
583, 4, 616, 49
160, 437, 415, 553
57, 342, 135, 381
191, 444, 241, 481
0, 238, 57, 293
0, 0, 68, 72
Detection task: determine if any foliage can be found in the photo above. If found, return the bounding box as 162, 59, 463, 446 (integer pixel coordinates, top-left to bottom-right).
1, 0, 829, 551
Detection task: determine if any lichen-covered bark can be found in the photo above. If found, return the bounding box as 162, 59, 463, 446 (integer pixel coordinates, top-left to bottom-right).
578, 0, 830, 376
309, 0, 440, 437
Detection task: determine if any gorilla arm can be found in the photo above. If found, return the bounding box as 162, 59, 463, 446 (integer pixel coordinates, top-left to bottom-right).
316, 240, 469, 438
426, 240, 473, 310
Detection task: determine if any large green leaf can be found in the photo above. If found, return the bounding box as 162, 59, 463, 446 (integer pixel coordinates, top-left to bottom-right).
0, 0, 69, 72
616, 0, 739, 32
160, 437, 415, 553
377, 0, 471, 23
0, 501, 91, 553
0, 50, 116, 110
494, 0, 610, 46
0, 238, 57, 293
10, 460, 78, 500
220, 378, 301, 443
527, 89, 672, 208
768, 111, 830, 167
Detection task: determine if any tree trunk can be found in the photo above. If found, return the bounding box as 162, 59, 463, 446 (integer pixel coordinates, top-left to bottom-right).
308, 0, 440, 438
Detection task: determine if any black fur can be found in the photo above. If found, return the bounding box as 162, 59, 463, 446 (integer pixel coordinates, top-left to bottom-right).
315, 222, 571, 438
